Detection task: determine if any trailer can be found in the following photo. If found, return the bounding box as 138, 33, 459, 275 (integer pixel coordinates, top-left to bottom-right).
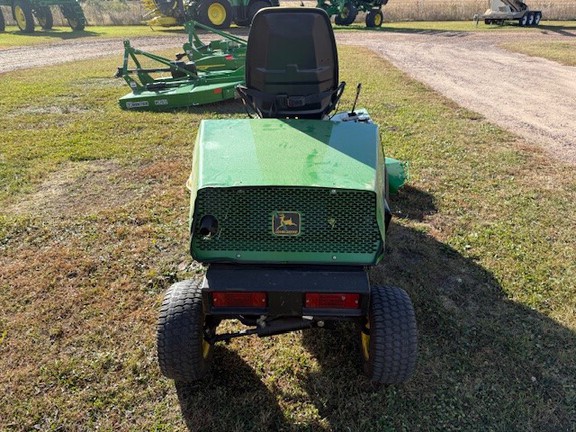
482, 0, 542, 26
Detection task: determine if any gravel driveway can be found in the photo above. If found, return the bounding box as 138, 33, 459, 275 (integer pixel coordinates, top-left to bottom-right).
1, 28, 575, 163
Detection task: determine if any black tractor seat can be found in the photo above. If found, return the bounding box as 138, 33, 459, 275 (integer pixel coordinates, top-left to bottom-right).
237, 7, 345, 119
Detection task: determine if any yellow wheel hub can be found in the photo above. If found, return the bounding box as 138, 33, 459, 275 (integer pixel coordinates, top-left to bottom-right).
361, 320, 370, 360
374, 14, 382, 26
14, 6, 26, 29
208, 3, 226, 26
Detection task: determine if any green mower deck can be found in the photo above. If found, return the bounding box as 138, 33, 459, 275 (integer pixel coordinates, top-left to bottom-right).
116, 21, 246, 111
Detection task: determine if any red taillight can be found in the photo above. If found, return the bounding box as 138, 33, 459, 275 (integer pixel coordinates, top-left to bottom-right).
211, 292, 267, 308
213, 88, 223, 95
225, 55, 234, 61
305, 293, 360, 309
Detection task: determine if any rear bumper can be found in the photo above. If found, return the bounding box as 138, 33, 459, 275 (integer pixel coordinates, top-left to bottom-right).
202, 264, 370, 319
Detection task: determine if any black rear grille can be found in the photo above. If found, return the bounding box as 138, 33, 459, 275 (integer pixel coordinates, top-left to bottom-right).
191, 187, 382, 256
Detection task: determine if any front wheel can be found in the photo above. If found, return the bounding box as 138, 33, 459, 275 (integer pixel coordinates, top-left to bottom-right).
365, 9, 383, 28
35, 6, 53, 30
334, 2, 357, 26
157, 279, 214, 382
197, 0, 233, 29
519, 14, 528, 26
533, 12, 541, 25
13, 0, 35, 33
360, 285, 418, 384
60, 3, 86, 31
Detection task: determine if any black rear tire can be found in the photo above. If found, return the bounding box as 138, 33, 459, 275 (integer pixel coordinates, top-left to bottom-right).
360, 285, 418, 384
534, 12, 541, 25
60, 3, 86, 31
197, 0, 233, 29
519, 14, 528, 26
35, 6, 53, 30
157, 279, 214, 382
0, 8, 5, 32
13, 0, 34, 33
365, 9, 383, 28
334, 2, 357, 26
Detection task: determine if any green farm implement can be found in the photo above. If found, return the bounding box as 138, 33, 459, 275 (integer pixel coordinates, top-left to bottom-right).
317, 0, 388, 27
0, 0, 85, 32
157, 8, 416, 386
141, 0, 279, 29
116, 21, 246, 111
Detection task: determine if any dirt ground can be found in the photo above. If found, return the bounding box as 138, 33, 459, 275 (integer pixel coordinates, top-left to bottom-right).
1, 28, 575, 163
339, 30, 576, 164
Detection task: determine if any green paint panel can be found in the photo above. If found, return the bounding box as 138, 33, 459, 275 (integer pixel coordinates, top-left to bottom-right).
191, 118, 380, 191
118, 80, 242, 111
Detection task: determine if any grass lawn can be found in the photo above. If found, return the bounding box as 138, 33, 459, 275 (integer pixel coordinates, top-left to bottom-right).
501, 39, 576, 66
0, 25, 183, 49
0, 42, 575, 431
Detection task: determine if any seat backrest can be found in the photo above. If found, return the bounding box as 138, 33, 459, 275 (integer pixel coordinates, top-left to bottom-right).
240, 8, 341, 119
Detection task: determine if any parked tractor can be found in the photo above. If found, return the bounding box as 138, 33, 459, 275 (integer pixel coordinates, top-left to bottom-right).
157, 8, 417, 386
317, 0, 388, 27
0, 0, 85, 32
142, 0, 278, 29
482, 0, 542, 26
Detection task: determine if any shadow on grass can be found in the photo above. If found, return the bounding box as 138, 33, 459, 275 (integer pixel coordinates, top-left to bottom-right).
1, 28, 100, 39
175, 347, 290, 432
298, 187, 576, 431
173, 186, 575, 431
334, 24, 474, 36
536, 25, 576, 37
335, 23, 576, 37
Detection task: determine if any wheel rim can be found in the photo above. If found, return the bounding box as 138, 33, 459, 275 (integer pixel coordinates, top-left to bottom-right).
341, 7, 350, 19
208, 3, 226, 26
202, 338, 211, 359
361, 320, 370, 361
14, 5, 27, 29
374, 13, 382, 26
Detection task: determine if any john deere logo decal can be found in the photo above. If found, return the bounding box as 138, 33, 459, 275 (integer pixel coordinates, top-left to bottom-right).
272, 211, 300, 236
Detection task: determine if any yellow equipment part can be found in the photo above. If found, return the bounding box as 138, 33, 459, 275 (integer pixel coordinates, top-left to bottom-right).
141, 0, 180, 27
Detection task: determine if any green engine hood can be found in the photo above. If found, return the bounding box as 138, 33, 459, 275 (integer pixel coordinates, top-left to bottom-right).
188, 118, 380, 191
187, 117, 388, 265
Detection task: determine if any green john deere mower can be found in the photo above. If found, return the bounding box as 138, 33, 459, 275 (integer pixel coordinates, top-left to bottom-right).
157, 7, 417, 385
